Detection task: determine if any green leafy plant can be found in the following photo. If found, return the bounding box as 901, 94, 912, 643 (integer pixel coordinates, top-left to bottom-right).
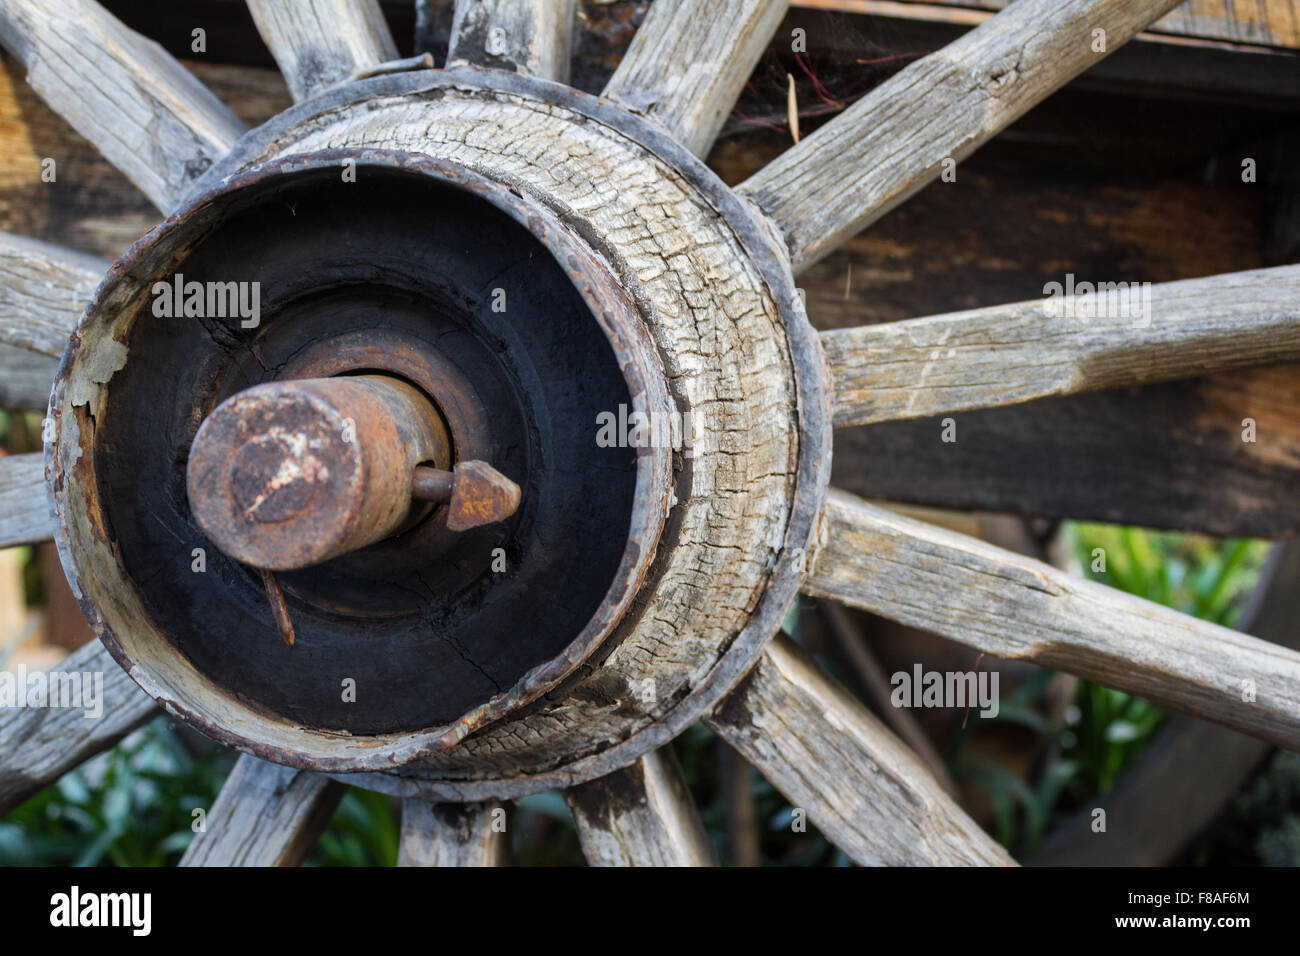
950, 522, 1269, 858
0, 717, 229, 866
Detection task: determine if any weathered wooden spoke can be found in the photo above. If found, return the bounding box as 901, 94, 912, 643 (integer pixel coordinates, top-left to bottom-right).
180, 755, 344, 866
0, 639, 157, 815
737, 0, 1184, 271
398, 798, 508, 866
447, 0, 576, 82
825, 265, 1300, 427
0, 233, 105, 359
0, 0, 245, 212
1031, 541, 1300, 866
248, 0, 400, 102
0, 233, 107, 410
564, 747, 715, 867
0, 453, 49, 548
806, 490, 1300, 751
706, 634, 1014, 866
603, 0, 789, 157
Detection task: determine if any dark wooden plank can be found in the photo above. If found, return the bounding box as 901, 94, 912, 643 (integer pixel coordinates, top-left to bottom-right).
809, 0, 1300, 50
831, 363, 1300, 538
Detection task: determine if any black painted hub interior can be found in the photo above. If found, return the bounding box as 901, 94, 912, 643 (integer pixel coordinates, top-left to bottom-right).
93, 164, 638, 734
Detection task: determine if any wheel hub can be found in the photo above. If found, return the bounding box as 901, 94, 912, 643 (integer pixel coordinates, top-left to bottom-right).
49, 71, 830, 797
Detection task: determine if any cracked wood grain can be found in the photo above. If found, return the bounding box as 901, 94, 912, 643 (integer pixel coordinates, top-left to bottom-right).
603, 0, 790, 156
0, 637, 157, 814
738, 0, 1186, 271
447, 0, 576, 82
398, 798, 507, 865
247, 0, 399, 102
824, 265, 1300, 427
707, 633, 1014, 866
805, 489, 1300, 750
0, 453, 50, 547
180, 754, 344, 866
564, 747, 715, 866
243, 84, 801, 785
0, 0, 246, 212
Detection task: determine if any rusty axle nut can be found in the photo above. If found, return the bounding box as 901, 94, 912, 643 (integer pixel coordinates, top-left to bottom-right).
187, 375, 452, 571
412, 460, 522, 531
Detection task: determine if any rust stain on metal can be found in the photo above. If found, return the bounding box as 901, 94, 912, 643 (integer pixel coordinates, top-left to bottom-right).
411, 460, 522, 531
187, 375, 450, 571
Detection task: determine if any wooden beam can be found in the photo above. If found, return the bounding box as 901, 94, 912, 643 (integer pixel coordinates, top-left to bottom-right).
707, 633, 1014, 865
397, 799, 508, 866
603, 0, 789, 156
738, 0, 1185, 271
446, 0, 575, 82
564, 747, 716, 866
831, 363, 1300, 538
806, 489, 1300, 750
247, 0, 399, 102
824, 265, 1300, 427
803, 0, 1300, 51
0, 0, 246, 212
0, 638, 158, 814
0, 453, 49, 547
180, 754, 344, 866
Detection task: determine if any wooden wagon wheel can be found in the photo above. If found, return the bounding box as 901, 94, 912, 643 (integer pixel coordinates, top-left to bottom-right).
2, 0, 1299, 867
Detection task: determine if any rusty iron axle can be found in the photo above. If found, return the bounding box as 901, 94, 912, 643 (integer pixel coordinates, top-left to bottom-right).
188, 374, 521, 572
187, 374, 522, 646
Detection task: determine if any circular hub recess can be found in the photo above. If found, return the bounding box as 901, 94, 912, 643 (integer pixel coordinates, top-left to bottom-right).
50, 70, 830, 795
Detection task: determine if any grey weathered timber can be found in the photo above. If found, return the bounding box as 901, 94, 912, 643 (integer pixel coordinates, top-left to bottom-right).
0, 0, 246, 212
0, 233, 106, 357
806, 489, 1300, 751
180, 754, 344, 866
397, 799, 507, 866
707, 634, 1014, 866
564, 747, 716, 866
824, 265, 1300, 427
603, 0, 789, 156
738, 0, 1185, 271
0, 347, 58, 410
0, 234, 104, 410
0, 453, 49, 547
247, 0, 400, 102
447, 0, 575, 82
0, 638, 157, 815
